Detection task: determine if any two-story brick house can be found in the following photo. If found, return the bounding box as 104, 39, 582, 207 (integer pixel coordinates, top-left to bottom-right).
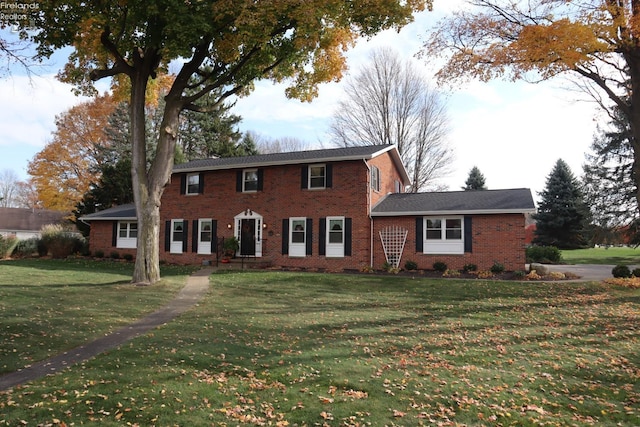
81, 144, 535, 271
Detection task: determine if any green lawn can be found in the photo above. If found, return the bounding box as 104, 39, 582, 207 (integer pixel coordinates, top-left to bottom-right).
0, 258, 197, 374
1, 267, 639, 426
562, 247, 640, 265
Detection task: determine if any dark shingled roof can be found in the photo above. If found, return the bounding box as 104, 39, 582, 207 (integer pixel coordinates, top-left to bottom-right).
79, 204, 137, 221
173, 144, 400, 172
0, 208, 69, 231
371, 188, 535, 216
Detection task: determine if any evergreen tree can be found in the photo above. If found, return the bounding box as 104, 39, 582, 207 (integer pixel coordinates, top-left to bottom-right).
582, 110, 639, 244
178, 91, 252, 161
533, 159, 590, 249
463, 166, 487, 190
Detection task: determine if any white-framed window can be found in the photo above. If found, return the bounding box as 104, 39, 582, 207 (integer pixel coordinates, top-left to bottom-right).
171, 219, 185, 254
394, 180, 402, 193
186, 173, 200, 195
243, 169, 259, 192
326, 216, 345, 257
423, 216, 464, 254
289, 217, 307, 257
371, 166, 380, 192
198, 219, 213, 255
308, 164, 326, 189
117, 221, 137, 249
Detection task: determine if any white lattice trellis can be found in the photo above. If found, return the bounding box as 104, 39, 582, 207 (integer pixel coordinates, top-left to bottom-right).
379, 226, 408, 268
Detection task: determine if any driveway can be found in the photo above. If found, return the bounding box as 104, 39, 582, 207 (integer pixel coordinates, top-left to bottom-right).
544, 264, 639, 281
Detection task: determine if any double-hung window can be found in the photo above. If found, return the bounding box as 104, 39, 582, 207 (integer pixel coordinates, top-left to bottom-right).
198, 219, 213, 255
289, 218, 307, 257
326, 216, 345, 257
171, 219, 185, 254
371, 166, 380, 192
423, 217, 464, 254
309, 164, 326, 189
243, 169, 259, 192
117, 221, 137, 248
186, 173, 200, 195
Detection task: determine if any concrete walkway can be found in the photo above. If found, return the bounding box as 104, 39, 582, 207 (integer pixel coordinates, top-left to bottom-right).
0, 268, 213, 392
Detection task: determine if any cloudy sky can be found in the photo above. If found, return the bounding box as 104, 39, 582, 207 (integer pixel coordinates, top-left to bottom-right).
0, 2, 602, 201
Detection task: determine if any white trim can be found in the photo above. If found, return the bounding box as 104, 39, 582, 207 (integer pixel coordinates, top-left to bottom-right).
233, 210, 263, 257
289, 217, 307, 257
326, 216, 345, 258
242, 169, 259, 192
170, 219, 184, 254
423, 216, 464, 255
116, 221, 137, 249
185, 172, 200, 195
308, 163, 326, 189
197, 219, 213, 255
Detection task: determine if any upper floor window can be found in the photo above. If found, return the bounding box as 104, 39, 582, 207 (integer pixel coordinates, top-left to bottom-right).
371, 166, 380, 192
236, 169, 263, 192
180, 172, 203, 195
243, 169, 259, 192
309, 164, 326, 189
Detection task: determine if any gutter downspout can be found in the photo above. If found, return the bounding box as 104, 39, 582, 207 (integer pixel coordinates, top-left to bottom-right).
364, 160, 374, 268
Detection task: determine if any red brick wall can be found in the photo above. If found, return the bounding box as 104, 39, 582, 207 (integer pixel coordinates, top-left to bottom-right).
87, 221, 137, 259
368, 152, 405, 206
158, 160, 375, 269
373, 214, 527, 272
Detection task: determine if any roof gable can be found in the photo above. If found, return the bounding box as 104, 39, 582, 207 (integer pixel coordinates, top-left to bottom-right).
371, 188, 536, 216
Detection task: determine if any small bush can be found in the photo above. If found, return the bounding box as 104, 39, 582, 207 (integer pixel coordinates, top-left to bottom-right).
404, 260, 418, 271
433, 261, 448, 273
110, 251, 121, 260
123, 253, 134, 261
443, 269, 460, 277
612, 264, 632, 278
513, 270, 527, 279
13, 237, 39, 257
633, 268, 640, 278
462, 263, 478, 273
94, 250, 105, 258
490, 261, 505, 274
39, 224, 85, 258
0, 235, 18, 258
526, 245, 562, 264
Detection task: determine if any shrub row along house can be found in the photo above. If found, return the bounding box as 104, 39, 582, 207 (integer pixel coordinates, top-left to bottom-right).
81, 144, 535, 271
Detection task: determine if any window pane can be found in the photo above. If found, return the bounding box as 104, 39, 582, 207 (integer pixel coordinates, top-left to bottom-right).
426, 229, 441, 240
129, 223, 137, 238
291, 220, 305, 243
329, 219, 343, 243
187, 174, 200, 193
201, 231, 212, 242
445, 219, 462, 240
426, 219, 441, 229
244, 170, 258, 191
309, 166, 325, 188
119, 223, 127, 238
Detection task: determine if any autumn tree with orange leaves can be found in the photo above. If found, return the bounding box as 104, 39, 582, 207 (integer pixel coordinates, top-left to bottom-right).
27, 94, 118, 213
424, 0, 640, 217
31, 0, 432, 284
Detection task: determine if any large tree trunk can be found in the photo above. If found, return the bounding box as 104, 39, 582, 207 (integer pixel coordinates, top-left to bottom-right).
130, 67, 182, 285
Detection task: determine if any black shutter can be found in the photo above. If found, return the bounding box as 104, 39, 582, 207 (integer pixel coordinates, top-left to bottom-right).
326, 164, 333, 188
164, 220, 171, 252
416, 217, 424, 252
305, 218, 313, 255
112, 221, 118, 247
319, 218, 326, 255
198, 172, 205, 194
192, 220, 198, 252
180, 174, 186, 195
344, 218, 352, 256
236, 171, 243, 192
257, 169, 264, 191
464, 216, 473, 253
211, 220, 218, 254
182, 221, 189, 253
301, 165, 308, 189
282, 219, 289, 255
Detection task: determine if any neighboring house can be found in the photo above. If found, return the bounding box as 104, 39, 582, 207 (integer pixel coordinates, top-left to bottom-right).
81, 144, 536, 271
0, 207, 69, 240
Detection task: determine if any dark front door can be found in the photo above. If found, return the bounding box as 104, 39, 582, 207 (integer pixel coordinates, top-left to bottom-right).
240, 219, 256, 256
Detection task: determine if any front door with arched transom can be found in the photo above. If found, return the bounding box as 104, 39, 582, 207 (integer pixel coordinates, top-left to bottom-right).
234, 210, 263, 257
